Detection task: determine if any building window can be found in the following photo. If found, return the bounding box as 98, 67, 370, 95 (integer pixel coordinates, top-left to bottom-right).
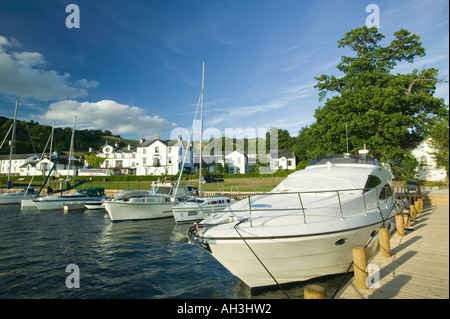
155, 147, 159, 154
420, 156, 428, 166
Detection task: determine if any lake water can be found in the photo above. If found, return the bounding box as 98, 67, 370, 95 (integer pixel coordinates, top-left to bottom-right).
0, 205, 348, 299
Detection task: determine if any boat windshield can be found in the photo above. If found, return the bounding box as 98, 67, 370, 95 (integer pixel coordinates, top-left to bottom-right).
272, 174, 366, 193
308, 154, 378, 166
186, 199, 206, 203
153, 187, 171, 195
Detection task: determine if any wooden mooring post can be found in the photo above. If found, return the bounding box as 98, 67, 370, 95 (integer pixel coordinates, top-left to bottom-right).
395, 214, 405, 237
304, 284, 327, 299
410, 204, 417, 221
379, 228, 391, 257
352, 247, 368, 289
403, 209, 412, 228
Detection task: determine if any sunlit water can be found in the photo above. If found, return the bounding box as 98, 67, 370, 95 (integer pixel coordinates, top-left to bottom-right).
0, 205, 348, 299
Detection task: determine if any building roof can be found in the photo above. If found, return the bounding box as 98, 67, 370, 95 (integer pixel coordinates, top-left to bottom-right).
0, 153, 39, 161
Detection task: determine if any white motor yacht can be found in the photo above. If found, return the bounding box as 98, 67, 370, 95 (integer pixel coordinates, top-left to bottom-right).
188, 154, 399, 288
103, 183, 198, 222
172, 196, 232, 223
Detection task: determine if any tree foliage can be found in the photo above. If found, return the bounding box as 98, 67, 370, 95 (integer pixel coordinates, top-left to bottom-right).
0, 116, 119, 155
308, 26, 448, 162
428, 117, 449, 177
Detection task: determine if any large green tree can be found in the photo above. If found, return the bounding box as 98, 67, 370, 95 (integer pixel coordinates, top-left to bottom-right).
428, 117, 449, 178
307, 26, 448, 162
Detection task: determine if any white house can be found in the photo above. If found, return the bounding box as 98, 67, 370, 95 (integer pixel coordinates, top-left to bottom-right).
135, 134, 193, 176
411, 137, 447, 181
0, 154, 40, 176
270, 150, 296, 171
18, 154, 83, 177
98, 142, 137, 175
96, 134, 194, 176
222, 151, 248, 174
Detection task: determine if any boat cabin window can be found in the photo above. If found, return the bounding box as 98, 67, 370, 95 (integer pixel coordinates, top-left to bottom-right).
379, 184, 394, 200
364, 175, 382, 193
155, 187, 171, 195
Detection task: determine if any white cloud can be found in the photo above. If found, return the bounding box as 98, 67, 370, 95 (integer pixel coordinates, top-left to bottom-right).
204, 81, 317, 136
38, 100, 177, 138
75, 79, 100, 88
0, 35, 96, 101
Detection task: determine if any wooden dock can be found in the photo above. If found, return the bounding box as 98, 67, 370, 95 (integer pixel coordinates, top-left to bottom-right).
337, 203, 449, 299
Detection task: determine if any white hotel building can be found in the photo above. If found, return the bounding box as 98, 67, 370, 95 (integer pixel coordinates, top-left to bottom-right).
97, 134, 194, 176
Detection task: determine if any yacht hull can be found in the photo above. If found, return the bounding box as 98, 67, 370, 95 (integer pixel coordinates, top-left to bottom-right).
196, 218, 395, 288
103, 201, 174, 221
34, 197, 88, 211
21, 199, 37, 209
0, 194, 34, 205
173, 209, 206, 223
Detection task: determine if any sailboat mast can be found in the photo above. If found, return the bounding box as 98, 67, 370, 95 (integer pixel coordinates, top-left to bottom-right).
7, 99, 19, 189
48, 121, 55, 187
199, 61, 205, 195
67, 116, 77, 181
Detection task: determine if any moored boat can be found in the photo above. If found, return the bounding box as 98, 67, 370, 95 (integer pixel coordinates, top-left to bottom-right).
33, 187, 107, 211
0, 188, 36, 205
103, 183, 198, 222
188, 153, 400, 288
172, 196, 232, 223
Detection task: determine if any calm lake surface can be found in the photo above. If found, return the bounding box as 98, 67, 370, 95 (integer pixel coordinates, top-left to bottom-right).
0, 205, 347, 299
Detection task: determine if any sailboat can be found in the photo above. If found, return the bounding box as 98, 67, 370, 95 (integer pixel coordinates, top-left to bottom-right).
32, 116, 96, 210
0, 100, 36, 204
172, 61, 231, 223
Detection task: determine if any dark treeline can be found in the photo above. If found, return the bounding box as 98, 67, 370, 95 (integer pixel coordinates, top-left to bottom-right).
0, 116, 117, 155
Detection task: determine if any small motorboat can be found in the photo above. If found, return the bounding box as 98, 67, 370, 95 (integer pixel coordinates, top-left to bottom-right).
172, 196, 232, 223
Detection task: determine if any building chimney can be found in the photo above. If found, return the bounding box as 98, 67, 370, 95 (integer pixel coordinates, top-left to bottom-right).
128, 144, 132, 151
155, 133, 160, 140
140, 136, 145, 143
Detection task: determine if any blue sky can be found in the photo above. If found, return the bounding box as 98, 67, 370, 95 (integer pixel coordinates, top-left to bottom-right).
0, 0, 448, 141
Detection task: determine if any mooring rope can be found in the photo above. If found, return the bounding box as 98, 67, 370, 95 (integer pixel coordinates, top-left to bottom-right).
331, 200, 404, 299
233, 220, 290, 299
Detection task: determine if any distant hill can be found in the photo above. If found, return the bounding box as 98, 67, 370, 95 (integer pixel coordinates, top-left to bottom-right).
0, 116, 138, 156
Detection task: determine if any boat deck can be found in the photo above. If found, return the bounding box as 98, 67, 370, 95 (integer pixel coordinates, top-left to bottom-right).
337, 204, 449, 299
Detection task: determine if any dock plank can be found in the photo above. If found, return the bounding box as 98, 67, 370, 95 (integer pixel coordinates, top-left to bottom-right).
338, 204, 449, 299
